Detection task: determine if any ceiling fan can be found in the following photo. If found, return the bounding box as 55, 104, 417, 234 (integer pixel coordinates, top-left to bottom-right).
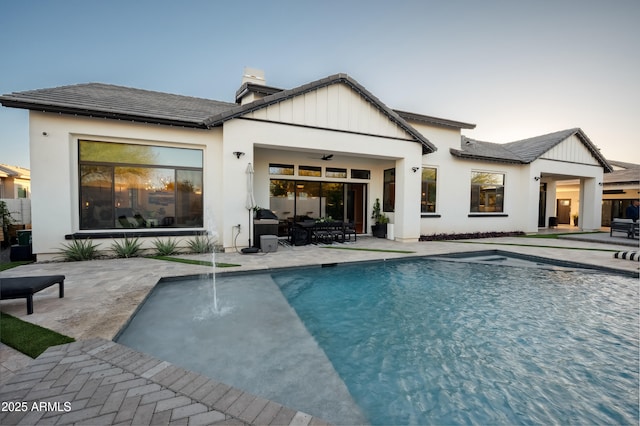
307, 154, 333, 161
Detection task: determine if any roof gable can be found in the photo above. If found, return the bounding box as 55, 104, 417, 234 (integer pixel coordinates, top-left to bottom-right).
203, 74, 436, 154
452, 128, 612, 171
241, 82, 416, 144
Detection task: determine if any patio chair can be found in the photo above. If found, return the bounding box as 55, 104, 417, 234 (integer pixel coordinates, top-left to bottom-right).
329, 222, 345, 243
312, 223, 333, 244
343, 222, 357, 242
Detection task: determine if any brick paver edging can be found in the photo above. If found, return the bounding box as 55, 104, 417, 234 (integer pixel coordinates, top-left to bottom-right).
0, 338, 330, 426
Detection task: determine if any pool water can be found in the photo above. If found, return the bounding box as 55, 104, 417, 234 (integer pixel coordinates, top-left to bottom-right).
272, 259, 639, 425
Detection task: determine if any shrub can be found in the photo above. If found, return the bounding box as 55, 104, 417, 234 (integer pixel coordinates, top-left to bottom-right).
111, 235, 143, 258
58, 238, 100, 261
419, 231, 526, 241
152, 237, 180, 256
186, 234, 215, 254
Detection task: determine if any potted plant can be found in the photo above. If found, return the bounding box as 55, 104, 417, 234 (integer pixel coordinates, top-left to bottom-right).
371, 198, 389, 238
572, 214, 579, 226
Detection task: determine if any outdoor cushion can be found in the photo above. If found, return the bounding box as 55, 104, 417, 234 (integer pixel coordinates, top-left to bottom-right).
0, 275, 65, 315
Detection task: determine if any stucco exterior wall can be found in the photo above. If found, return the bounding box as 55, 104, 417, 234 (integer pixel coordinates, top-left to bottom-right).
532, 158, 604, 231
411, 123, 532, 235
29, 111, 219, 259
221, 118, 424, 247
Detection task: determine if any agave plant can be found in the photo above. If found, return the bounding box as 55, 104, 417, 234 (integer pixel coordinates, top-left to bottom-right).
152, 237, 180, 256
186, 234, 215, 254
58, 238, 101, 261
111, 235, 142, 258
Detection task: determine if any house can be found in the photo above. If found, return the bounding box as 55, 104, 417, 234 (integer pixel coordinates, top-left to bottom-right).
0, 70, 611, 260
0, 164, 31, 226
0, 164, 30, 199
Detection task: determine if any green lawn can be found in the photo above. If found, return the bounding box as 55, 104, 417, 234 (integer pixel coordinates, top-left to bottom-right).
0, 260, 33, 271
0, 312, 75, 358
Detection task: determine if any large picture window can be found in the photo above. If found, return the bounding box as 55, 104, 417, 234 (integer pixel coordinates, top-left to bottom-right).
421, 167, 437, 213
79, 140, 203, 229
470, 171, 504, 213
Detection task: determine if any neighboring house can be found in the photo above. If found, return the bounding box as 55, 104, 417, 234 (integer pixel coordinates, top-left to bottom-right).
0, 70, 611, 260
0, 164, 31, 225
0, 164, 30, 199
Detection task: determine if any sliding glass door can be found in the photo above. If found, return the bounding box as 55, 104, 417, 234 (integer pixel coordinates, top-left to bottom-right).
269, 179, 366, 232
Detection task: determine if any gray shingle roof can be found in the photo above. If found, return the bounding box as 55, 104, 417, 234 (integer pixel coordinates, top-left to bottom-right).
604, 168, 640, 184
608, 160, 640, 170
502, 128, 583, 163
451, 128, 612, 172
394, 110, 476, 130
1, 75, 437, 154
452, 137, 524, 164
0, 83, 236, 128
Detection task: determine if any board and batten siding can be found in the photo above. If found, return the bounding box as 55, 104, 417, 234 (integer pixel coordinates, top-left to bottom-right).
540, 134, 600, 166
245, 83, 411, 141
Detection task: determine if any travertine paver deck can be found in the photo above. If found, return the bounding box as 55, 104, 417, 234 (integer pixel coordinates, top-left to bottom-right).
0, 338, 328, 426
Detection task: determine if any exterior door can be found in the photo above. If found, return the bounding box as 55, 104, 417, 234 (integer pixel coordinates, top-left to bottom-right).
346, 183, 366, 233
557, 199, 571, 224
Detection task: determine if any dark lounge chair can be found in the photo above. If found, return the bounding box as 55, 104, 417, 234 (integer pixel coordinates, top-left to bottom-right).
610, 218, 640, 239
0, 275, 65, 315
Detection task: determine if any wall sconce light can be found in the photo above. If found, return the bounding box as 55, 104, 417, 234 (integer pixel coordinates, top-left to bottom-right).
411, 167, 419, 173
232, 151, 245, 159
534, 176, 541, 181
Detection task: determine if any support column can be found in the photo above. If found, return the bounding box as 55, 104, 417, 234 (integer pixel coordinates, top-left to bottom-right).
545, 180, 557, 228
579, 177, 602, 231
393, 156, 421, 242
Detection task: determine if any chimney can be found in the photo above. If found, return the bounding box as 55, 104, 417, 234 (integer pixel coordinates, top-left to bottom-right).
236, 68, 284, 105
242, 67, 266, 86
236, 68, 269, 105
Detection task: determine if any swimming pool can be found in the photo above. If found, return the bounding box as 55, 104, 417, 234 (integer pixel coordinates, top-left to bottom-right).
117, 254, 639, 425
272, 257, 639, 425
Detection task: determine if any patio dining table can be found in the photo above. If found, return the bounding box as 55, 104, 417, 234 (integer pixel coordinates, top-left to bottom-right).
290, 221, 355, 246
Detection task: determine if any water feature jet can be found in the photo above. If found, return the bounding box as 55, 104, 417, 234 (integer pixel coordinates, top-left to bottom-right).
195, 208, 234, 319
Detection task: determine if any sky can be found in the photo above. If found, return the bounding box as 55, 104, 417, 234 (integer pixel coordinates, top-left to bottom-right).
1, 0, 639, 168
